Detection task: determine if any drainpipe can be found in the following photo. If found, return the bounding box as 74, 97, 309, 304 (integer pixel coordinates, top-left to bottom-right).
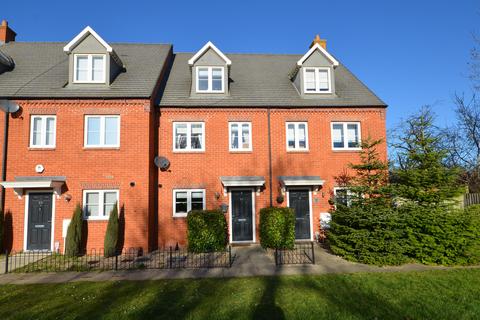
1, 112, 9, 211
0, 100, 19, 212
267, 107, 273, 207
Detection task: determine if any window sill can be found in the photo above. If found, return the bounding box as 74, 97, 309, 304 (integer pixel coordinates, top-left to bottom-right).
83, 217, 109, 221
286, 150, 310, 153
173, 214, 188, 219
229, 150, 253, 153
83, 147, 120, 151
332, 149, 362, 153
28, 147, 56, 151
172, 150, 205, 154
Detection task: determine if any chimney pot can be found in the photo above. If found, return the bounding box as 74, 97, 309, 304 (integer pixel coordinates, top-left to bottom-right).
310, 34, 327, 50
0, 20, 17, 44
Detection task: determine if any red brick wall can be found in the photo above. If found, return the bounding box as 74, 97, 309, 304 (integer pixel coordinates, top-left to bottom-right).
2, 99, 154, 252
157, 107, 387, 247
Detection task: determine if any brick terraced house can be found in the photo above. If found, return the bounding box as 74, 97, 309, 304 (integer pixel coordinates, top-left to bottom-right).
0, 21, 387, 252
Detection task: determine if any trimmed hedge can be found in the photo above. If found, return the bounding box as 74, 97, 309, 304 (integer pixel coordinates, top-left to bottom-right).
329, 203, 480, 266
187, 210, 227, 253
259, 207, 295, 249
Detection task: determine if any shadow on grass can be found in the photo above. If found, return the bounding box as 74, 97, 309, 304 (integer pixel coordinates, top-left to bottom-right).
1, 270, 479, 319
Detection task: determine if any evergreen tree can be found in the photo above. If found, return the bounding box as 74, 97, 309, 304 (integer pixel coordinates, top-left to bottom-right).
391, 106, 464, 205
104, 203, 119, 258
348, 137, 391, 205
65, 205, 83, 257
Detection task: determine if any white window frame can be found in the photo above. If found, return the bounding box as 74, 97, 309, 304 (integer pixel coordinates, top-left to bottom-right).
195, 66, 225, 93
286, 122, 309, 151
331, 122, 361, 150
84, 115, 120, 148
172, 189, 206, 217
229, 122, 252, 152
82, 189, 119, 220
172, 122, 205, 152
29, 115, 56, 148
333, 187, 354, 207
303, 67, 332, 93
73, 54, 106, 83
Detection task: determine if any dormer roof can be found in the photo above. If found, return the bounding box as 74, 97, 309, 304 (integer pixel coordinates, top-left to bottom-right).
188, 41, 231, 66
63, 26, 112, 53
297, 43, 339, 67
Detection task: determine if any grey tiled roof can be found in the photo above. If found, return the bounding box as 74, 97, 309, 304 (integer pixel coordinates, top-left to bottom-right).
159, 53, 386, 107
0, 42, 172, 98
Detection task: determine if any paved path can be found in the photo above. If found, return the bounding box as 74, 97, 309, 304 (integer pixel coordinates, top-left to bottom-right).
0, 245, 475, 284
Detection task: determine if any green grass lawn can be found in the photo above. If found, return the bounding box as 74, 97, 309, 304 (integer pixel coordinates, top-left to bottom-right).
1, 269, 479, 319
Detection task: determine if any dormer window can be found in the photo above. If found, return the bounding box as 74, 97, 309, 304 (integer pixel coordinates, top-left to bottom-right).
74, 54, 106, 83
196, 66, 224, 93
303, 67, 331, 93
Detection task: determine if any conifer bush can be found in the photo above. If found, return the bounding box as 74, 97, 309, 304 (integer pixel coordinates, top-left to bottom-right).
65, 204, 83, 257
104, 203, 119, 258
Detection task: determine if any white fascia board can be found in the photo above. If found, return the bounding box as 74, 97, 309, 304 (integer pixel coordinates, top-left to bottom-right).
297, 43, 339, 67
63, 26, 113, 53
188, 41, 232, 65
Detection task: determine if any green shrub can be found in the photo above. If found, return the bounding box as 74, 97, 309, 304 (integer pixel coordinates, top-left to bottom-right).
187, 210, 227, 253
104, 203, 119, 258
65, 204, 83, 257
402, 204, 480, 265
259, 207, 295, 249
329, 202, 480, 266
329, 204, 408, 265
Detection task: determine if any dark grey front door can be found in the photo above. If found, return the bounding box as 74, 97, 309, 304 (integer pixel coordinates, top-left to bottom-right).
288, 189, 311, 240
27, 193, 53, 250
231, 190, 253, 242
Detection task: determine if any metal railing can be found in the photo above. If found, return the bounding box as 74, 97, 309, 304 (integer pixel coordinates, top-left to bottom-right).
3, 246, 233, 273
274, 242, 315, 266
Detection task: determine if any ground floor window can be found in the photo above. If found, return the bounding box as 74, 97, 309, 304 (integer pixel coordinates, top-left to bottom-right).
83, 190, 119, 220
173, 189, 206, 217
333, 187, 352, 207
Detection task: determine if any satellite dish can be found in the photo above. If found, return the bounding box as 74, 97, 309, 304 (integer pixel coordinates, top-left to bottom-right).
154, 156, 170, 171
0, 100, 20, 113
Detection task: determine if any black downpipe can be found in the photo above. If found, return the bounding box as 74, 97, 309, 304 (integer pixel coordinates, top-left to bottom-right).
267, 107, 273, 207
1, 112, 9, 212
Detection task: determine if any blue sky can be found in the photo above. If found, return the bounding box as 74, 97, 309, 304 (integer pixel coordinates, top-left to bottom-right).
2, 0, 479, 129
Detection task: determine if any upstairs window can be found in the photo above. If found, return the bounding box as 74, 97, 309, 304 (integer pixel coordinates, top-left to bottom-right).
286, 122, 308, 151
229, 122, 252, 151
173, 122, 205, 151
84, 115, 120, 148
331, 122, 361, 150
30, 115, 56, 148
173, 189, 205, 217
196, 67, 224, 93
303, 67, 331, 93
74, 54, 106, 83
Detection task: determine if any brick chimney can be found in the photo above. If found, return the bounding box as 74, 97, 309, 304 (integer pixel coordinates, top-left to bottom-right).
310, 34, 326, 49
0, 20, 17, 44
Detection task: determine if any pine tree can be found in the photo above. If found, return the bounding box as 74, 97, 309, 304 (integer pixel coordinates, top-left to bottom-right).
65, 204, 83, 257
391, 106, 464, 205
104, 203, 119, 258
